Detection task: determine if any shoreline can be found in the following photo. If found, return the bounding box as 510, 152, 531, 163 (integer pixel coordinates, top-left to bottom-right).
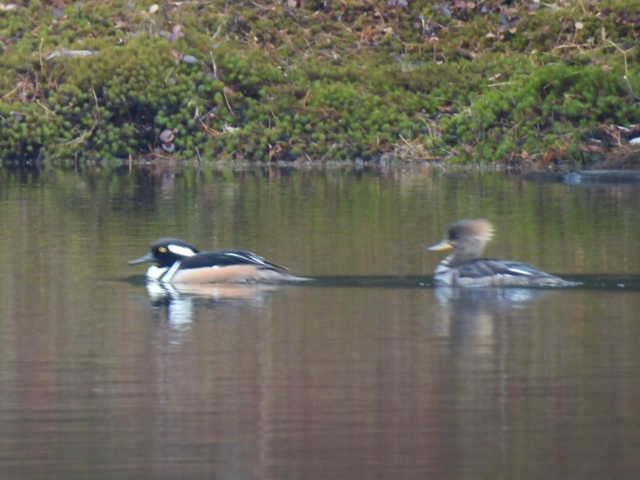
1, 1, 638, 169
3, 155, 640, 183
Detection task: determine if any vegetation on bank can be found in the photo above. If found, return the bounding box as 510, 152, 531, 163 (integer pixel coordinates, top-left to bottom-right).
0, 0, 638, 168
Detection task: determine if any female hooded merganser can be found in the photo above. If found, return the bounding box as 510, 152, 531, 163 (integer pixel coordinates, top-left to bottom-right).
129, 238, 300, 284
428, 219, 578, 287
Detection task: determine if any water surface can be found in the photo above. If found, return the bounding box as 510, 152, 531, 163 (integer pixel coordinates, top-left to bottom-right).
1, 166, 639, 479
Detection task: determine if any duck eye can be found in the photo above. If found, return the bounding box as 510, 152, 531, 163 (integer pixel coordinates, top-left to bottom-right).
158, 247, 168, 253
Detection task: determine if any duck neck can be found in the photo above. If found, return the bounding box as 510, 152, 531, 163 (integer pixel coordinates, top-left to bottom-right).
449, 239, 486, 266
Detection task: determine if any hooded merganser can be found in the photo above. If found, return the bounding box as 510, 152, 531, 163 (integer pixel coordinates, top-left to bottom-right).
428, 219, 579, 288
129, 238, 300, 284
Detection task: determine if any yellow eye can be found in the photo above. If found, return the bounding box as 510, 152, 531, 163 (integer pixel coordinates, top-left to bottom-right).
158, 247, 168, 253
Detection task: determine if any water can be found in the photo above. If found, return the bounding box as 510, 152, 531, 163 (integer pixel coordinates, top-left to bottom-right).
1, 166, 640, 479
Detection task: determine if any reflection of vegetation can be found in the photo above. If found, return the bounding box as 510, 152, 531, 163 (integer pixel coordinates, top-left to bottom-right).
0, 1, 638, 167
1, 166, 640, 276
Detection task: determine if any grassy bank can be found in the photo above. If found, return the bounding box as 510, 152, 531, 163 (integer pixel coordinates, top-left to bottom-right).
1, 0, 638, 168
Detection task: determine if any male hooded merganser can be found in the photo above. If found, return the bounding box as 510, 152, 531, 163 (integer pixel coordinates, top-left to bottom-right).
428, 219, 579, 287
129, 238, 300, 283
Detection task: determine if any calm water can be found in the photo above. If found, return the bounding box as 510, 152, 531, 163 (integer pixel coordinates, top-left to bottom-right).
1, 165, 640, 479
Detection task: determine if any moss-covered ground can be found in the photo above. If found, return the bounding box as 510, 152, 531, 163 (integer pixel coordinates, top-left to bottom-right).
0, 0, 638, 169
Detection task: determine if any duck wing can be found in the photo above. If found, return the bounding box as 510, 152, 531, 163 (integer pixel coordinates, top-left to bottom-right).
456, 259, 575, 287
179, 249, 288, 271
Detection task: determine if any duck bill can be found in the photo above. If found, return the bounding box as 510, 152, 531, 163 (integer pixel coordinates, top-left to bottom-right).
128, 252, 155, 265
427, 239, 454, 251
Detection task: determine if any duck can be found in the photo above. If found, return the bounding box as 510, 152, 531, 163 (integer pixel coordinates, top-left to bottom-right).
129, 237, 301, 284
428, 219, 579, 287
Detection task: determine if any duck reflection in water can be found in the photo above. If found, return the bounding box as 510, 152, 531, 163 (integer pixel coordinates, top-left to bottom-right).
145, 281, 284, 329
433, 286, 553, 355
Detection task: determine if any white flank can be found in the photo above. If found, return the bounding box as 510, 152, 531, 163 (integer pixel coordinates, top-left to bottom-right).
168, 244, 197, 257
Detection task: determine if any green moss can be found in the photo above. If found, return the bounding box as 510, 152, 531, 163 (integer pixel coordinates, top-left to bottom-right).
443, 61, 639, 163
0, 0, 638, 167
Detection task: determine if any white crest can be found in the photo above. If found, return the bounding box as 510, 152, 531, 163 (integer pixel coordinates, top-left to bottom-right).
168, 244, 197, 257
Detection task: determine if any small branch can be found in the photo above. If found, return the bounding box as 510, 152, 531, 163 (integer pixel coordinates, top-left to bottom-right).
35, 100, 55, 116
249, 1, 273, 10
199, 119, 222, 135
45, 49, 98, 60
606, 38, 638, 100
38, 38, 44, 70
1, 84, 20, 99
209, 52, 218, 78
222, 88, 233, 114
54, 125, 96, 149
487, 81, 514, 88
607, 39, 629, 77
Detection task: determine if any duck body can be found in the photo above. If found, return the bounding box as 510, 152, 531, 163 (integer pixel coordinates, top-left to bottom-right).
433, 256, 577, 288
429, 219, 579, 288
129, 238, 301, 284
